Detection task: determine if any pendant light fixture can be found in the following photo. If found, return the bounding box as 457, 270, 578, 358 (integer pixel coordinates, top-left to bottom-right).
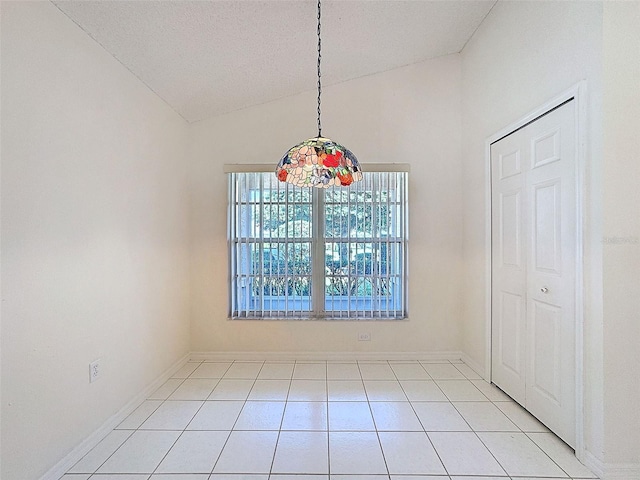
276, 0, 362, 188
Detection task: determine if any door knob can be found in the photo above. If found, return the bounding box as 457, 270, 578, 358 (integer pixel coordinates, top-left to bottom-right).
541, 287, 549, 293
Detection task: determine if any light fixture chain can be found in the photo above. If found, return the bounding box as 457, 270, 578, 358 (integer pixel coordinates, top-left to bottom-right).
316, 0, 322, 138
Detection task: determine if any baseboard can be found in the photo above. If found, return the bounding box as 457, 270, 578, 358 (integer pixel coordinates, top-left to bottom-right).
460, 352, 486, 379
189, 350, 464, 362
603, 464, 640, 480
582, 451, 640, 480
584, 450, 605, 479
40, 353, 190, 480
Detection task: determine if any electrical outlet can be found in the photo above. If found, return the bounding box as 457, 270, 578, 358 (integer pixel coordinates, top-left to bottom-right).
358, 332, 371, 341
89, 359, 101, 383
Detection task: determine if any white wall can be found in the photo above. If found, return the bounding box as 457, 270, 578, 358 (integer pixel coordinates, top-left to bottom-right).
460, 0, 605, 464
189, 55, 464, 355
461, 0, 640, 473
601, 1, 640, 470
1, 2, 191, 478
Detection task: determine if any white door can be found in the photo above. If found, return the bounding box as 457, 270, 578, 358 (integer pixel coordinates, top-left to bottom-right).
491, 100, 576, 448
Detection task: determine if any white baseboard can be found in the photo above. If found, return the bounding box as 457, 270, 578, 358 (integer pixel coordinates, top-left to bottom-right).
189, 350, 464, 362
40, 353, 190, 480
460, 352, 486, 379
603, 464, 640, 480
583, 451, 640, 480
585, 450, 605, 479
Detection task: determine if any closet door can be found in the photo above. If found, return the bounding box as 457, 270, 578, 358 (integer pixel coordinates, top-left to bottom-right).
491, 128, 527, 406
491, 100, 576, 448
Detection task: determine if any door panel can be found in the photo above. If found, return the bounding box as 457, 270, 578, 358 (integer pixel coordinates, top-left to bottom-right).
533, 180, 562, 274
491, 129, 527, 405
491, 100, 576, 448
531, 299, 562, 405
526, 101, 576, 447
500, 191, 522, 267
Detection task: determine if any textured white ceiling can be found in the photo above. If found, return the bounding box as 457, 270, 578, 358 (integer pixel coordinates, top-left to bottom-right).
53, 0, 496, 122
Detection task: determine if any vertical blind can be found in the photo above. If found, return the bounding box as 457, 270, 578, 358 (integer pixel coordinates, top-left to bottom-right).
228, 168, 408, 320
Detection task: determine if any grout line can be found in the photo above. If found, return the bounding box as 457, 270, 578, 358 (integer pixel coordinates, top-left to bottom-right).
524, 430, 581, 479
210, 360, 265, 475
267, 360, 294, 475
393, 361, 450, 478
325, 360, 331, 477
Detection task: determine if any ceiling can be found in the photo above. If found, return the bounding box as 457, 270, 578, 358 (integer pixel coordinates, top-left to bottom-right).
53, 0, 496, 123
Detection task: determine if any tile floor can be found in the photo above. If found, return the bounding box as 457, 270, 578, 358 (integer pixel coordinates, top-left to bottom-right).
62, 359, 599, 480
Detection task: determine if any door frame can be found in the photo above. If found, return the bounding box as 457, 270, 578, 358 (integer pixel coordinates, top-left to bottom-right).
484, 81, 587, 460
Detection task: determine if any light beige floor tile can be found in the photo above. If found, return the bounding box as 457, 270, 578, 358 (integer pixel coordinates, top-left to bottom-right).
89, 476, 149, 480
209, 475, 268, 480
329, 432, 388, 474
223, 362, 263, 379
400, 380, 448, 401
454, 362, 483, 379
151, 475, 209, 480
379, 431, 446, 474
390, 363, 431, 380
478, 432, 567, 477
435, 380, 489, 401
248, 379, 291, 400
116, 401, 162, 429
327, 363, 361, 380
272, 431, 329, 474
453, 401, 519, 431
148, 379, 183, 400
208, 379, 254, 400
187, 400, 244, 430
390, 476, 449, 480
140, 401, 202, 430
527, 432, 598, 478
258, 362, 294, 379
327, 380, 367, 401
370, 402, 423, 431
189, 362, 232, 378
234, 401, 285, 430
271, 476, 328, 480
390, 477, 449, 480
364, 380, 407, 401
96, 431, 180, 474
428, 431, 506, 476
412, 402, 471, 431
423, 363, 467, 380
68, 430, 133, 473
495, 401, 550, 432
213, 431, 278, 473
60, 475, 91, 480
333, 476, 388, 480
168, 379, 218, 400
294, 363, 327, 379
449, 477, 509, 480
282, 401, 328, 430
155, 431, 228, 473
288, 380, 327, 401
171, 362, 200, 379
359, 363, 396, 380
471, 379, 513, 402
328, 401, 375, 431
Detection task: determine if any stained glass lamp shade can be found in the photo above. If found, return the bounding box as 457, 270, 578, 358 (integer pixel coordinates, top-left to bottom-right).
276, 137, 362, 188
275, 0, 361, 189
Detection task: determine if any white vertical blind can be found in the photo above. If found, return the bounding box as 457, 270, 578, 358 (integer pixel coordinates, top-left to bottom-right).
228, 170, 408, 319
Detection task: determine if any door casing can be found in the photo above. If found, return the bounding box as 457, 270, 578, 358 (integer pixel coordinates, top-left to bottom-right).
484, 81, 587, 460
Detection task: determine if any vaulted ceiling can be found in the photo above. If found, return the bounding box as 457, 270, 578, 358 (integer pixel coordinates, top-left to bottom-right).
53, 0, 496, 122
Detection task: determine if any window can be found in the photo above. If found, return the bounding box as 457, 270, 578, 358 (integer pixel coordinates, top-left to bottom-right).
227, 167, 408, 320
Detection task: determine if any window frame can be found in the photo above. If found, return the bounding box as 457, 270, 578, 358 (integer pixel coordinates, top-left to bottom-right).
226, 163, 410, 321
